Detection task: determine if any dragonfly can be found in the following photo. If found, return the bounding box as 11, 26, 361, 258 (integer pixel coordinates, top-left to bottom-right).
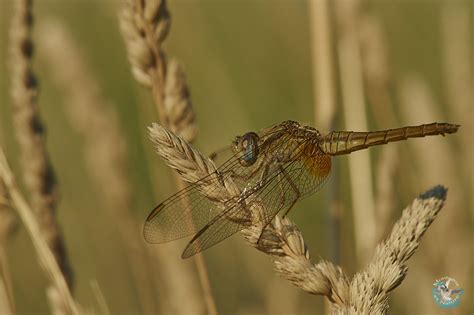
144, 120, 459, 258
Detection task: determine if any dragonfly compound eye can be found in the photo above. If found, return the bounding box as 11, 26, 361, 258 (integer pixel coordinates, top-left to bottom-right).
237, 132, 259, 166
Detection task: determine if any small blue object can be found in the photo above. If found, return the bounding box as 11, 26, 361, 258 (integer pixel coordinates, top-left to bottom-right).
419, 185, 447, 200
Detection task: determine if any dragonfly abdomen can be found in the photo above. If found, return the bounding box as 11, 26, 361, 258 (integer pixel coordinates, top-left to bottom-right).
319, 122, 460, 155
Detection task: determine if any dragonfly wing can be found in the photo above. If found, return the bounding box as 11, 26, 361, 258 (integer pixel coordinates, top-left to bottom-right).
209, 145, 233, 165
181, 146, 331, 258
144, 180, 231, 243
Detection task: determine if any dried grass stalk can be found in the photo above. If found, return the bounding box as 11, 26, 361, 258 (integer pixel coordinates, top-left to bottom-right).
0, 181, 17, 246
0, 248, 15, 315
8, 0, 73, 306
149, 123, 448, 314
440, 1, 473, 216
90, 280, 110, 315
0, 149, 79, 315
308, 0, 341, 280
37, 21, 157, 315
309, 0, 337, 131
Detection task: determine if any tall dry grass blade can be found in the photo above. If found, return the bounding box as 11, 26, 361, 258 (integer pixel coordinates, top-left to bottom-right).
37, 21, 159, 315
374, 146, 398, 241
8, 0, 74, 312
0, 181, 17, 246
308, 0, 341, 275
358, 15, 398, 127
441, 1, 473, 217
0, 181, 16, 315
357, 12, 399, 242
0, 251, 15, 315
0, 148, 79, 315
148, 124, 448, 314
90, 280, 110, 315
120, 1, 213, 314
309, 0, 337, 131
335, 0, 376, 264
440, 5, 473, 301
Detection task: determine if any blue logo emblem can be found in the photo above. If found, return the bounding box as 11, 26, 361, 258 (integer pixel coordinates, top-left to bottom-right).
432, 276, 464, 309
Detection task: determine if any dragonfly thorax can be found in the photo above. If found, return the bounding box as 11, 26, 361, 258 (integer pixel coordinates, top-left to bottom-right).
282, 121, 321, 139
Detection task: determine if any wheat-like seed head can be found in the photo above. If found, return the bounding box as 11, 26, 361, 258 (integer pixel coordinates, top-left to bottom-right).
164, 59, 198, 142
148, 123, 235, 203
119, 0, 170, 87
9, 0, 73, 293
334, 186, 447, 314
120, 0, 197, 142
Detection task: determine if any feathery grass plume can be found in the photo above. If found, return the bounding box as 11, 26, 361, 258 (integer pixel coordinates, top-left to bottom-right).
338, 186, 447, 314
148, 123, 236, 207
0, 148, 79, 314
148, 123, 448, 314
334, 0, 376, 263
37, 21, 158, 315
9, 0, 73, 297
242, 215, 350, 305
119, 0, 197, 142
120, 1, 211, 313
0, 180, 16, 315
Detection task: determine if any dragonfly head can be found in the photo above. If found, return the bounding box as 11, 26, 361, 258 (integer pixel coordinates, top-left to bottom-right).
233, 132, 260, 166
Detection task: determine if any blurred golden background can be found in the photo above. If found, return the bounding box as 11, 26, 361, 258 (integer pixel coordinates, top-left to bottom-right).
0, 0, 472, 314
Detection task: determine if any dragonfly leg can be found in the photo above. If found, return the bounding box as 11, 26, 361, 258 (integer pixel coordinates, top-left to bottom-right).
255, 165, 300, 247
256, 225, 268, 248
225, 162, 270, 226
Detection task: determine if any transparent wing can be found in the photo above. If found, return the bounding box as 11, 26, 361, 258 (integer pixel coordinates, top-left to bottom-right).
209, 145, 234, 165
181, 146, 332, 258
144, 125, 292, 243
